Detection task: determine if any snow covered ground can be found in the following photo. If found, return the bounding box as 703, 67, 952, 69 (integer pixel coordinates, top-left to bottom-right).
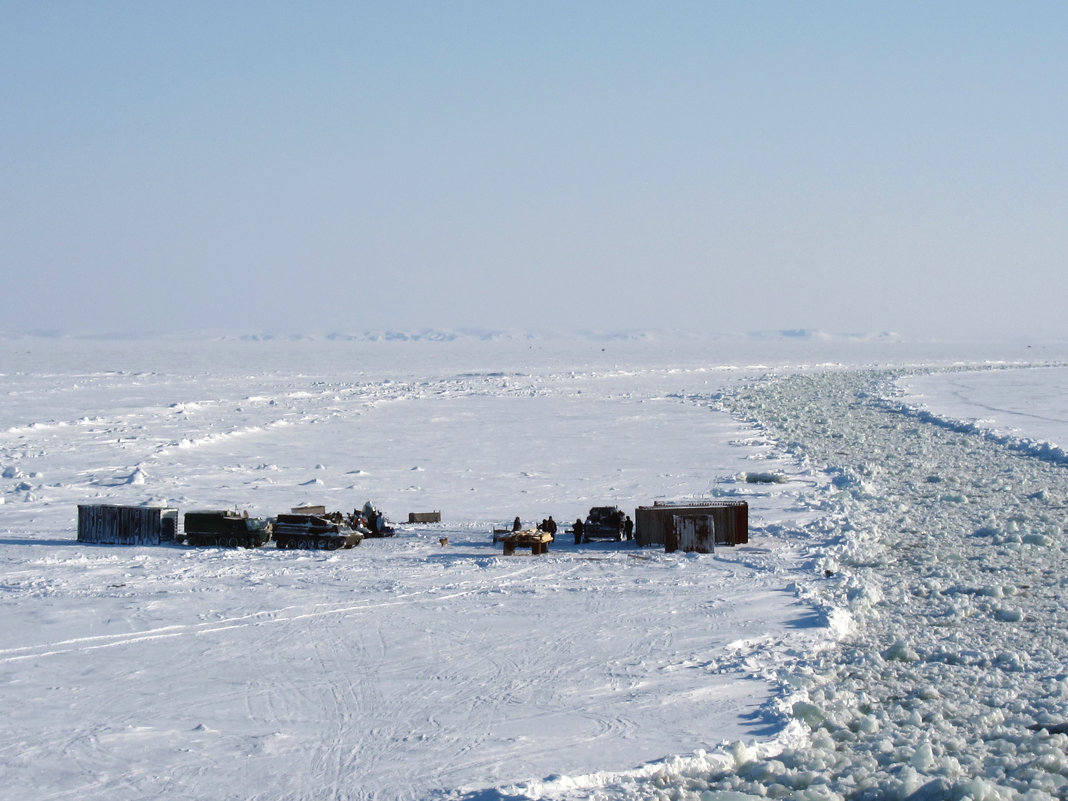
2, 334, 1067, 800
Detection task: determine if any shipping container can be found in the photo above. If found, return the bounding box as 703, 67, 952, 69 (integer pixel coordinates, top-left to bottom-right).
77, 504, 178, 546
408, 511, 442, 523
633, 501, 748, 549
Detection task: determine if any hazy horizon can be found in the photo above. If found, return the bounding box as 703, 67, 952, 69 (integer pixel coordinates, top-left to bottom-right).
2, 325, 1063, 348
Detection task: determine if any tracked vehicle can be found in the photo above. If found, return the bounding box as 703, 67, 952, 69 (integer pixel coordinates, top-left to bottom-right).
581, 506, 627, 542
182, 510, 272, 548
272, 513, 363, 550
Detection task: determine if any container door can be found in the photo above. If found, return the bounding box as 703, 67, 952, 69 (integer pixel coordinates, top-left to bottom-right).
160, 511, 178, 543
672, 515, 715, 553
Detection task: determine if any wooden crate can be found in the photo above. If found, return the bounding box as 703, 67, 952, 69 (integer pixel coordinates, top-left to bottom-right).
499, 529, 553, 556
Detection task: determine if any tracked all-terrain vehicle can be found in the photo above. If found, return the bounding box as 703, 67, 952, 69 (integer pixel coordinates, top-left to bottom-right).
272, 513, 364, 550
182, 510, 273, 548
581, 506, 628, 542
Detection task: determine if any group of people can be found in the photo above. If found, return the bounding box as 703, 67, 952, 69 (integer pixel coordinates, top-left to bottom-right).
510, 512, 634, 544
511, 515, 558, 536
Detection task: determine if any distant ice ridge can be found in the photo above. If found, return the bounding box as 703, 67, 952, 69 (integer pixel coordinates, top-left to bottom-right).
474, 369, 1068, 801
0, 328, 911, 344
878, 369, 1068, 468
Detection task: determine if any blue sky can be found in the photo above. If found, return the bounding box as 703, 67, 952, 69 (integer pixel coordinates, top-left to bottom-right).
2, 2, 1065, 338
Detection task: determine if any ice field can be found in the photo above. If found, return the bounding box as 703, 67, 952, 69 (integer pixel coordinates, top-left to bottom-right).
2, 333, 1067, 801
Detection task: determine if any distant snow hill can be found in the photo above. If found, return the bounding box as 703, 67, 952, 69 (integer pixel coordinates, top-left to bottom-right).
0, 328, 906, 344
743, 328, 902, 343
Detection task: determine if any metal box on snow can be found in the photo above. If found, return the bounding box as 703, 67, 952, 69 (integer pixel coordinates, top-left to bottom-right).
633, 501, 748, 550
77, 504, 178, 546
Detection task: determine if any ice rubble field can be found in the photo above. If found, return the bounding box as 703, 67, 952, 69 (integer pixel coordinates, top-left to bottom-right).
2, 336, 1068, 801
527, 363, 1068, 801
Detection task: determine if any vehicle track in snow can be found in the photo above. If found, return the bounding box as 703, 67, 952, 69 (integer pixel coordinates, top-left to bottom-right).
0, 560, 554, 664
1, 536, 796, 801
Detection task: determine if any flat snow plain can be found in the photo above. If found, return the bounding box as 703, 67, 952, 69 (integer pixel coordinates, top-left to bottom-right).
1, 334, 1066, 801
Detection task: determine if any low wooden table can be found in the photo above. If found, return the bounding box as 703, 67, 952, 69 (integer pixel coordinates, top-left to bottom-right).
499, 529, 553, 556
